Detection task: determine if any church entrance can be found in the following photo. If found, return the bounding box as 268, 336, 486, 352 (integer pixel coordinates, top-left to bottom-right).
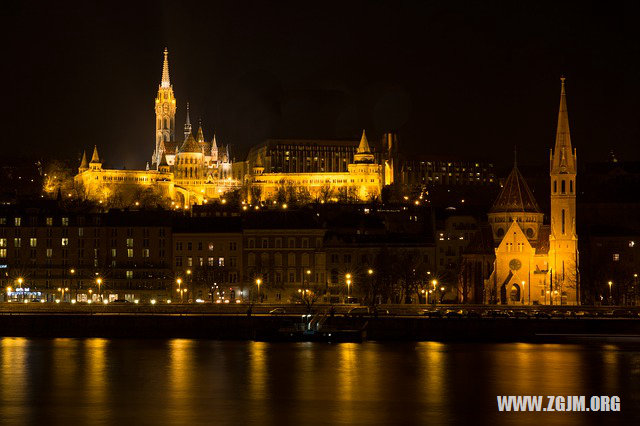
510, 283, 521, 303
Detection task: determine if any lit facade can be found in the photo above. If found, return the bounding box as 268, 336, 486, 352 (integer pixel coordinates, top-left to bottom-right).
244, 131, 384, 203
460, 79, 579, 305
74, 49, 239, 207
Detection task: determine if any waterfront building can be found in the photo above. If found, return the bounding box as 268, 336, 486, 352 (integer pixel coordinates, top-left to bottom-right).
242, 211, 326, 302
172, 216, 243, 303
459, 79, 579, 305
0, 206, 173, 303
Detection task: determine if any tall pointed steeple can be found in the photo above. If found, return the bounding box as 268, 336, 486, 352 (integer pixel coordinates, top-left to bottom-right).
548, 77, 579, 305
211, 134, 218, 162
196, 122, 205, 143
354, 129, 375, 163
551, 77, 576, 174
161, 47, 171, 88
154, 48, 177, 165
184, 102, 192, 140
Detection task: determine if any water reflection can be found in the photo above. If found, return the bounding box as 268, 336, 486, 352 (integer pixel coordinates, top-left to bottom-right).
0, 338, 637, 426
0, 338, 29, 424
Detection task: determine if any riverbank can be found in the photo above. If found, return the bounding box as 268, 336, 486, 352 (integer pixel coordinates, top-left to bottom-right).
1, 311, 639, 342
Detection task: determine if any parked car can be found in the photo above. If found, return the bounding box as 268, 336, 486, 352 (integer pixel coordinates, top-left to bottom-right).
420, 309, 443, 318
489, 310, 512, 318
443, 309, 465, 318
269, 308, 286, 315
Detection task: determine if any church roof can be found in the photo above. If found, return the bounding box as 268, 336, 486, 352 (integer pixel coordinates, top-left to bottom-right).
490, 165, 541, 213
158, 152, 169, 167
179, 133, 201, 153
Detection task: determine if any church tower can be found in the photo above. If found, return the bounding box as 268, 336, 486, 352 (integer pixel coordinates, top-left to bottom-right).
549, 77, 579, 305
154, 48, 177, 166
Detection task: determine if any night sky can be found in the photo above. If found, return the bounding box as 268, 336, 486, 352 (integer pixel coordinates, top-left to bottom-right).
3, 0, 640, 169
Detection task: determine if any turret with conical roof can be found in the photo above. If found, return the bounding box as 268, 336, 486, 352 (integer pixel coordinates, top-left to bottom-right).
89, 145, 102, 170
354, 129, 375, 163
79, 150, 88, 172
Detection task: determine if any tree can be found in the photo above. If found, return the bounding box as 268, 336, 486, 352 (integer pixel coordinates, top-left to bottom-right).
292, 284, 324, 314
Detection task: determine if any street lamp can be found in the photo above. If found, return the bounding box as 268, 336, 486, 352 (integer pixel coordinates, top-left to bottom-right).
608, 280, 613, 305
96, 278, 103, 302
57, 287, 69, 302
256, 278, 262, 302
345, 273, 352, 300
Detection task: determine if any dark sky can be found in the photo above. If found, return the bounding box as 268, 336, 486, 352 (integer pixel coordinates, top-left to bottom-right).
3, 0, 640, 169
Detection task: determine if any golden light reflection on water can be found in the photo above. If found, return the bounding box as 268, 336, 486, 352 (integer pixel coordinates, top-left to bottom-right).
417, 341, 445, 413
249, 341, 267, 400
84, 338, 108, 417
168, 339, 195, 419
0, 338, 29, 422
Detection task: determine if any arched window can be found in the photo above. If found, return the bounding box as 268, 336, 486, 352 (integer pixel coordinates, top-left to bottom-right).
561, 209, 565, 234
553, 180, 557, 193
164, 119, 168, 129
569, 180, 573, 193
510, 283, 521, 302
561, 180, 566, 194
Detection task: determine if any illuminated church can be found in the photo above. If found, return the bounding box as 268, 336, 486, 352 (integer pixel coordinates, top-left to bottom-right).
75, 49, 239, 206
74, 49, 388, 206
460, 78, 578, 305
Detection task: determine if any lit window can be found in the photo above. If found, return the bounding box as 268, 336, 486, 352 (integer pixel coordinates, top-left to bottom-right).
219, 257, 225, 267
208, 257, 214, 267
127, 249, 134, 258
613, 253, 620, 262
126, 238, 134, 247
30, 238, 37, 247
46, 217, 53, 226
126, 270, 133, 279
14, 217, 21, 226
62, 217, 69, 226
46, 248, 52, 258
143, 249, 150, 258
61, 238, 69, 247
629, 241, 635, 248
0, 238, 6, 247
111, 249, 116, 257
0, 249, 6, 258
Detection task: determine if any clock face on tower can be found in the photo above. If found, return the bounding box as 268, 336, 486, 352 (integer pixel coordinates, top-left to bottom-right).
509, 259, 522, 271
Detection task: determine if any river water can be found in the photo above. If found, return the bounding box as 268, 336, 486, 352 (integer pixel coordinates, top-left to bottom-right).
0, 338, 638, 425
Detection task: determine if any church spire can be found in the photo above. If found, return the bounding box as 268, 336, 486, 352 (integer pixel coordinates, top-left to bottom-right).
161, 48, 171, 88
184, 102, 192, 140
551, 77, 576, 173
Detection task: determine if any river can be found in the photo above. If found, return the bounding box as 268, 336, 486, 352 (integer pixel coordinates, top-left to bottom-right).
0, 338, 638, 425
